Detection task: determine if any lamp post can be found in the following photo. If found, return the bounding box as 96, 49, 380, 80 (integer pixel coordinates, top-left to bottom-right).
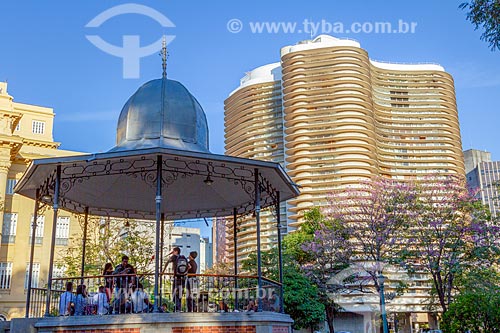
378, 274, 389, 333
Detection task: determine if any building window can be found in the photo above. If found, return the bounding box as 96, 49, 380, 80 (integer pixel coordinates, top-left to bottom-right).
53, 265, 66, 290
0, 263, 12, 289
5, 179, 16, 195
32, 120, 45, 134
24, 263, 40, 289
29, 215, 45, 245
1, 213, 18, 243
55, 217, 70, 246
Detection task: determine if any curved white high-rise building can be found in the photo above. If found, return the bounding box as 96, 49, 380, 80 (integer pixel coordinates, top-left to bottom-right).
226, 35, 464, 229
224, 35, 464, 329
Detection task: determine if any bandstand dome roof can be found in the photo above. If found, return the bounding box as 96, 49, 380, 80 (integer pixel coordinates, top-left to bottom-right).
110, 78, 209, 153
15, 71, 299, 220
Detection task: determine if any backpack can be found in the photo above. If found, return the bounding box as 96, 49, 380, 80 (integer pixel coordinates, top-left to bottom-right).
175, 255, 188, 276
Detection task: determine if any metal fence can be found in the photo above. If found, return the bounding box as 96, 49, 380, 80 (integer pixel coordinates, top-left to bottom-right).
27, 273, 282, 317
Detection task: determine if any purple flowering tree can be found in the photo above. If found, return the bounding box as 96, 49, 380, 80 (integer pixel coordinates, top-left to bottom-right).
301, 177, 418, 332
300, 208, 351, 333
408, 175, 500, 313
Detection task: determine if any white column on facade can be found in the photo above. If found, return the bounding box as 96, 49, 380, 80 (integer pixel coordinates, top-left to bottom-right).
0, 153, 12, 244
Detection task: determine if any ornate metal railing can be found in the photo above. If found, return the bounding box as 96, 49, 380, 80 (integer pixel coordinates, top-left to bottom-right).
27, 273, 282, 317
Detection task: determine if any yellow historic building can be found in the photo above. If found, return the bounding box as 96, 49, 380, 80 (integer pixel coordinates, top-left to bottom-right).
0, 82, 81, 319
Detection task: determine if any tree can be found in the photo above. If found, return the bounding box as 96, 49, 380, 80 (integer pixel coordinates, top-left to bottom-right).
283, 208, 323, 265
58, 216, 155, 277
299, 210, 351, 333
241, 247, 325, 330
442, 267, 500, 332
460, 0, 500, 51
204, 261, 233, 276
408, 175, 500, 313
441, 292, 500, 333
282, 265, 325, 331
302, 177, 418, 332
455, 266, 500, 295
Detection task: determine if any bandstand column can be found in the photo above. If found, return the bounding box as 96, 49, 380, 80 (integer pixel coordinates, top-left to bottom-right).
276, 191, 284, 313
233, 207, 238, 311
254, 168, 262, 312
153, 155, 163, 312
45, 165, 61, 317
80, 207, 89, 284
25, 188, 40, 317
159, 213, 165, 307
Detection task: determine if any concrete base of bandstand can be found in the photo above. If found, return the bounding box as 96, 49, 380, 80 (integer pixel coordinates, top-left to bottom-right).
10, 312, 293, 333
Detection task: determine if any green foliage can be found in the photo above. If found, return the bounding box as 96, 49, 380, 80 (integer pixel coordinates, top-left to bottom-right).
241, 247, 325, 330
456, 267, 500, 297
443, 268, 500, 332
58, 216, 155, 277
241, 247, 278, 277
285, 207, 346, 333
283, 266, 325, 330
302, 208, 325, 234
283, 207, 325, 265
441, 292, 500, 333
460, 0, 500, 51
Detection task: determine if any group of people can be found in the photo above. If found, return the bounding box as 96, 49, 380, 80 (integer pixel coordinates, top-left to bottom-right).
58, 248, 199, 316
59, 282, 110, 316
108, 255, 151, 314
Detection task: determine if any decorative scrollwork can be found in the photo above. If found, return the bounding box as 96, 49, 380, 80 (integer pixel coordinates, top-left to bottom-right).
29, 151, 286, 220
232, 179, 255, 202
136, 170, 157, 188
60, 176, 90, 196
258, 173, 279, 204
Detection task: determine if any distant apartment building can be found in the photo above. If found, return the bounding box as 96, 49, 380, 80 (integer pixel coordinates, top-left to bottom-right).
464, 149, 500, 216
224, 35, 464, 330
199, 237, 213, 273
164, 225, 200, 271
212, 217, 228, 264
0, 82, 81, 319
163, 223, 212, 273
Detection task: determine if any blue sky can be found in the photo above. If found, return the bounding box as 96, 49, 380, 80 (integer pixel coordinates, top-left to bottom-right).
1, 0, 498, 159
2, 0, 498, 238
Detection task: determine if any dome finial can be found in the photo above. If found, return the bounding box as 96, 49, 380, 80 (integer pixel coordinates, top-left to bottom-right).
160, 35, 168, 78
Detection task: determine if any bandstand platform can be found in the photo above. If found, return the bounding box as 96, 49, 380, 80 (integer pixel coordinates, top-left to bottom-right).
10, 312, 292, 333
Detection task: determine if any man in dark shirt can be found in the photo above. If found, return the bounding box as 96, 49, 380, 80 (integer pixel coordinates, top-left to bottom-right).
163, 247, 183, 311
163, 247, 180, 275
112, 255, 135, 313
186, 251, 198, 312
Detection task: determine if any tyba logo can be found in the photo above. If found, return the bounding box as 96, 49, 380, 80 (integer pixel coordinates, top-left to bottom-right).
85, 3, 175, 79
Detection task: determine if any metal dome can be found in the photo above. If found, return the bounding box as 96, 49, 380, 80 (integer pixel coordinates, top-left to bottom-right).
109, 78, 210, 153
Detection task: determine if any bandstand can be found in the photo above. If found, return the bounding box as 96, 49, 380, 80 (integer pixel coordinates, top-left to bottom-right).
11, 45, 299, 333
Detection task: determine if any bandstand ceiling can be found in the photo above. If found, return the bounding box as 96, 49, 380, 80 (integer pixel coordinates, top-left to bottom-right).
15, 147, 299, 220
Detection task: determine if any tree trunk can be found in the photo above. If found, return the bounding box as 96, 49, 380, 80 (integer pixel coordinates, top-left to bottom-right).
432, 272, 448, 313
326, 304, 336, 333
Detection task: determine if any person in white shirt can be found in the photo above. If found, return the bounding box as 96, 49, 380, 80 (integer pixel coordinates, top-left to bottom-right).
59, 281, 75, 316
93, 286, 109, 315
130, 283, 150, 313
